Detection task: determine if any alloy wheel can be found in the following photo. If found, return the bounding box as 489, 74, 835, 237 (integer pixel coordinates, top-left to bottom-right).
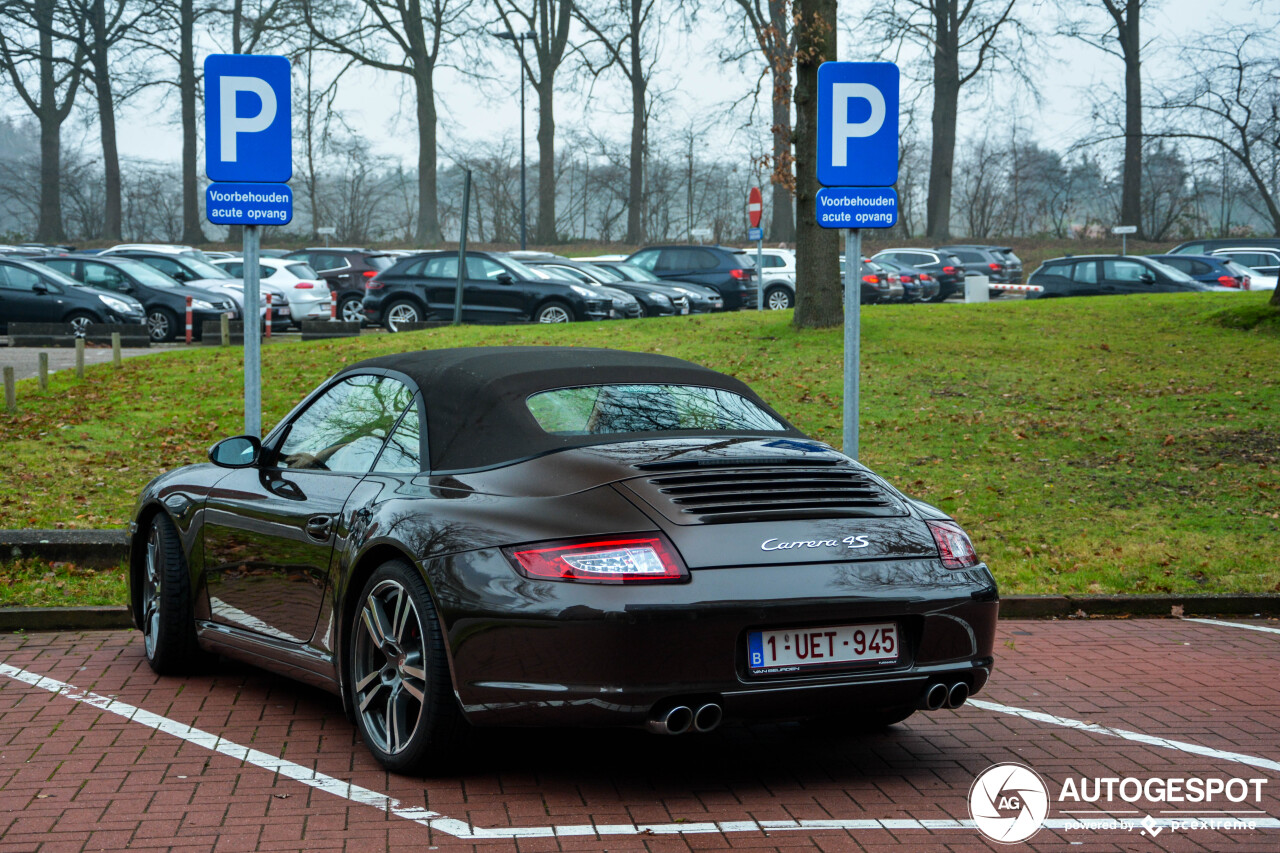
352, 579, 428, 756
147, 312, 171, 342
340, 298, 365, 324
386, 303, 420, 332
537, 305, 571, 323
68, 315, 92, 335
141, 526, 161, 659
766, 289, 792, 310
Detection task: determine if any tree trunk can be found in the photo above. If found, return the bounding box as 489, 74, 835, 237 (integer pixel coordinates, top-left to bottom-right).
414, 69, 442, 244
86, 0, 122, 240
624, 1, 645, 245
766, 0, 794, 244
34, 0, 64, 242
535, 81, 556, 243
179, 0, 204, 244
1119, 0, 1142, 236
792, 0, 840, 329
925, 5, 959, 241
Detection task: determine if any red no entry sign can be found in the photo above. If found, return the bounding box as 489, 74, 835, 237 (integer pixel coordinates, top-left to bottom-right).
747, 186, 762, 228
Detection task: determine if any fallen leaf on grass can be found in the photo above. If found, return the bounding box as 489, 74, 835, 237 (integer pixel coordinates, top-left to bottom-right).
1171, 605, 1185, 617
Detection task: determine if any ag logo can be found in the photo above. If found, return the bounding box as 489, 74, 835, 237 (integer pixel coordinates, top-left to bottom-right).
968, 762, 1050, 844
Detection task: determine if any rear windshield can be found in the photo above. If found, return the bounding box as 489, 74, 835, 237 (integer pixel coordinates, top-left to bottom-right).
287, 263, 319, 278
526, 384, 787, 435
366, 255, 396, 270
998, 249, 1022, 264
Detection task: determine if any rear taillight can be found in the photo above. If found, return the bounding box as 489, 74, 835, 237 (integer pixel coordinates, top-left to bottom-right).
988, 262, 1003, 271
861, 274, 878, 284
942, 265, 957, 274
1217, 275, 1238, 288
362, 269, 378, 278
365, 281, 383, 290
294, 281, 315, 289
925, 520, 979, 569
730, 268, 749, 280
506, 535, 688, 584
899, 274, 911, 283
920, 273, 933, 281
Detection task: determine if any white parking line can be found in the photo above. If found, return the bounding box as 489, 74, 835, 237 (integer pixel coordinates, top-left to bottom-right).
1183, 618, 1280, 636
3, 661, 1280, 840
969, 699, 1280, 774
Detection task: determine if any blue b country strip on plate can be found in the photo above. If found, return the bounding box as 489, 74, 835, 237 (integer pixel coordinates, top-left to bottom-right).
815, 187, 898, 230
205, 182, 293, 226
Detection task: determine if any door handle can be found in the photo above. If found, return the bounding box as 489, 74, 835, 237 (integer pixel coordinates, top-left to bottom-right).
305, 515, 334, 540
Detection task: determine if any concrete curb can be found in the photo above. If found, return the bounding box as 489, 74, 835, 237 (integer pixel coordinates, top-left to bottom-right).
0, 529, 127, 568
3, 595, 1280, 634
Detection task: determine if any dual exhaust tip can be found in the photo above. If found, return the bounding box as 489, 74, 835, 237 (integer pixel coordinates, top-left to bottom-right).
921, 681, 969, 711
648, 702, 723, 735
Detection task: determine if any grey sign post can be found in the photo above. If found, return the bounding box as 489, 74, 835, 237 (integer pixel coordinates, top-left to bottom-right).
816, 62, 901, 460
1112, 224, 1137, 255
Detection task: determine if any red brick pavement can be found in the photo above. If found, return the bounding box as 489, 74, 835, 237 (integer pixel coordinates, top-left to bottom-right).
1, 619, 1279, 852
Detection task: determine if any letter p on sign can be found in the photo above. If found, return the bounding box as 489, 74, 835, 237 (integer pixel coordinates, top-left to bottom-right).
204, 54, 292, 183
817, 62, 898, 188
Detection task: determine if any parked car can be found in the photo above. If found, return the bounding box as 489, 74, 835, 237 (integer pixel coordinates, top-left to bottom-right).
588, 260, 724, 313
754, 248, 797, 309
1148, 254, 1255, 290
508, 255, 642, 319
211, 257, 333, 326
514, 254, 688, 317
284, 248, 399, 323
33, 254, 239, 342
1026, 255, 1233, 298
101, 245, 292, 330
625, 245, 758, 310
1208, 248, 1280, 290
937, 245, 1023, 287
839, 257, 903, 303
0, 256, 145, 334
869, 249, 966, 301
867, 257, 940, 302
130, 345, 997, 772
1168, 237, 1280, 255
364, 251, 612, 330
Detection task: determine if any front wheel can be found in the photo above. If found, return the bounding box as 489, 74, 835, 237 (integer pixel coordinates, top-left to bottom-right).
764, 285, 794, 310
147, 308, 178, 342
348, 560, 467, 772
140, 513, 204, 675
65, 312, 95, 336
384, 299, 422, 333
339, 295, 365, 324
534, 300, 574, 323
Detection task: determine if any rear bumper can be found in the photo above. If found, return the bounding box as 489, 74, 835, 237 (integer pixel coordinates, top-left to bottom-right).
433, 551, 998, 727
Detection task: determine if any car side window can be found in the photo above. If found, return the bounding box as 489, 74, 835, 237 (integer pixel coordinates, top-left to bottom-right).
691, 249, 721, 270
628, 250, 659, 271
310, 254, 341, 272
655, 249, 692, 271
466, 257, 507, 280
423, 256, 459, 279
0, 265, 47, 291
84, 262, 127, 290
1160, 258, 1190, 273
142, 256, 188, 280
276, 375, 415, 473
44, 259, 80, 279
372, 405, 422, 474
1103, 260, 1149, 282
400, 259, 427, 277
760, 254, 784, 268
1070, 262, 1098, 284
901, 252, 933, 265
545, 264, 590, 283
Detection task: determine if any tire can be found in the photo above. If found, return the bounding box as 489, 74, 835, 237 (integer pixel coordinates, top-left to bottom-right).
534, 300, 574, 323
764, 285, 794, 310
140, 513, 204, 675
383, 299, 421, 333
339, 295, 365, 324
147, 308, 178, 343
65, 311, 95, 336
348, 560, 467, 772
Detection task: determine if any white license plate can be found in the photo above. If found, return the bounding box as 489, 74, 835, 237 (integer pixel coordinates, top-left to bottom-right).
748, 622, 898, 673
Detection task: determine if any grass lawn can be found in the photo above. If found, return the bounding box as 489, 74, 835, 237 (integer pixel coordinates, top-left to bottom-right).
2, 291, 1278, 605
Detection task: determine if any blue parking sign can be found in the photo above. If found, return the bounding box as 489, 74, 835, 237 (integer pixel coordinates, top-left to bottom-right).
204, 54, 292, 183
817, 62, 899, 188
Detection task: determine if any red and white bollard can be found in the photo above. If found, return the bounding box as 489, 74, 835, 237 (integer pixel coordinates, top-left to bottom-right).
330, 292, 337, 321
265, 293, 272, 339
184, 295, 193, 344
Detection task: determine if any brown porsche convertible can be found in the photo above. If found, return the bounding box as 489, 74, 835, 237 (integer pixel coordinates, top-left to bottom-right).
128, 346, 997, 771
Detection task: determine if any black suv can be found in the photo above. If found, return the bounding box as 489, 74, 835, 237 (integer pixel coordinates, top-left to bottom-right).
624, 245, 758, 310
869, 248, 966, 301
938, 245, 1022, 285
0, 257, 145, 333
284, 248, 398, 323
363, 251, 612, 330
1027, 255, 1223, 298
35, 255, 239, 341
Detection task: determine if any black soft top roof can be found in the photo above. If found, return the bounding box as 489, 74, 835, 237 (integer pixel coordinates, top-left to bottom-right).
338, 346, 800, 472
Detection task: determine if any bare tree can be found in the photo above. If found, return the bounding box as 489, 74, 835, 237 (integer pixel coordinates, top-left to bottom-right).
1061, 0, 1149, 236
791, 0, 839, 328
0, 0, 85, 241
1153, 26, 1280, 238
870, 0, 1021, 240
303, 0, 471, 245
723, 0, 795, 243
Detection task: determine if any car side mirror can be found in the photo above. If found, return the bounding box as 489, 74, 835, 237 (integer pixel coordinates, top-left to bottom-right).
209, 435, 261, 468
1139, 273, 1155, 283
32, 281, 49, 294
496, 273, 514, 285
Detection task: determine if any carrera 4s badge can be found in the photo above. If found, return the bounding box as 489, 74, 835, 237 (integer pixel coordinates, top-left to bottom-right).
760, 535, 870, 551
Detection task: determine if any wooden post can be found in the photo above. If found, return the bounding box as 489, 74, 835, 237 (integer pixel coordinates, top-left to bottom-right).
37, 353, 48, 390
111, 332, 122, 367
3, 366, 14, 414
75, 338, 85, 379
221, 313, 231, 346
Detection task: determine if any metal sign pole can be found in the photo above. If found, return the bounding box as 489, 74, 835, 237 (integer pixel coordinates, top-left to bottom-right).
756, 236, 764, 310
843, 228, 861, 460
244, 224, 262, 437
454, 169, 472, 326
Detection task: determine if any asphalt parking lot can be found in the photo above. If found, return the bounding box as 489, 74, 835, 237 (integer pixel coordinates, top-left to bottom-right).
2, 617, 1279, 852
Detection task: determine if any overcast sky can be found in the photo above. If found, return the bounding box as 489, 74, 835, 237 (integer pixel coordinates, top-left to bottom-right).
5, 0, 1267, 174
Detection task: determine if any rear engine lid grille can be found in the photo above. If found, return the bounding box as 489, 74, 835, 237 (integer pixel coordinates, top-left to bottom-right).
621, 464, 906, 525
